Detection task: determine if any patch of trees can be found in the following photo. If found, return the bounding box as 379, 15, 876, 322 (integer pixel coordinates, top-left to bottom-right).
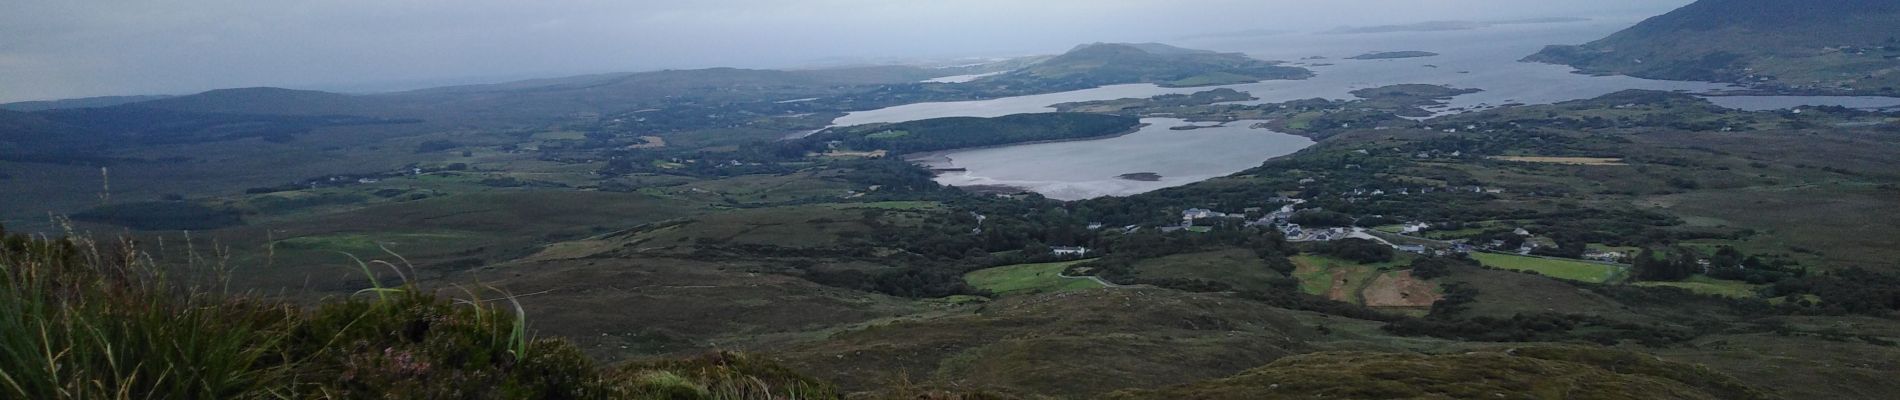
1700, 246, 1804, 284
1530, 238, 1588, 259
1632, 248, 1699, 281
1769, 268, 1900, 315
1424, 282, 1480, 318
836, 158, 942, 194
1288, 209, 1355, 227
1630, 246, 1800, 284
69, 201, 243, 231
1408, 256, 1465, 280
1315, 238, 1394, 264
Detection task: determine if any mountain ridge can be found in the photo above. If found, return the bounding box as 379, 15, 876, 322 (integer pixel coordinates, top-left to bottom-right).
1525, 0, 1900, 94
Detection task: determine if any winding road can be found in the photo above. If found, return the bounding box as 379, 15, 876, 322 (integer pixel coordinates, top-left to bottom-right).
1058, 272, 1136, 289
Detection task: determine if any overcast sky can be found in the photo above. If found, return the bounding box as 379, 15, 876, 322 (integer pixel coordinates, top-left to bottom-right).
0, 0, 1692, 103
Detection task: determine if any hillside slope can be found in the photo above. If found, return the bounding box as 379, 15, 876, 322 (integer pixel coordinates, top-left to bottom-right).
1106, 347, 1770, 400
131, 87, 392, 116
0, 95, 176, 112
1525, 0, 1900, 94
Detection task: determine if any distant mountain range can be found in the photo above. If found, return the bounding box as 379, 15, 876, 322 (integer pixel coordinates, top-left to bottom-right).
0, 95, 176, 112
0, 42, 1308, 164
1326, 17, 1590, 35
1525, 0, 1900, 94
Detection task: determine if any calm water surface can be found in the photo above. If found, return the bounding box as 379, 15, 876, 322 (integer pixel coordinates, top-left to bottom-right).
841, 18, 1891, 199
917, 118, 1312, 200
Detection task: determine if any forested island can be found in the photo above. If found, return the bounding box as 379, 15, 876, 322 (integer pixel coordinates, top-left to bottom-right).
801, 112, 1142, 155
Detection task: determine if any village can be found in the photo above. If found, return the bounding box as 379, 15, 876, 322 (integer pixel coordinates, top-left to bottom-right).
1048, 187, 1632, 269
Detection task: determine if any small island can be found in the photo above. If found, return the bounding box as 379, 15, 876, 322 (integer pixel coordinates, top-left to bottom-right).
1054, 88, 1254, 114
1348, 51, 1440, 60
1117, 172, 1163, 181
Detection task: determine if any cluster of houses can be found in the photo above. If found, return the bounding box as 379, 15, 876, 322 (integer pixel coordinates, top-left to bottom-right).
1051, 246, 1090, 257
1166, 199, 1371, 244
1050, 195, 1635, 265
298, 167, 435, 190
1336, 185, 1504, 203
1583, 250, 1630, 263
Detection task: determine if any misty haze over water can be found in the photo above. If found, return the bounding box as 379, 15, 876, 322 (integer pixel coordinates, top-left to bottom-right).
0, 0, 1691, 103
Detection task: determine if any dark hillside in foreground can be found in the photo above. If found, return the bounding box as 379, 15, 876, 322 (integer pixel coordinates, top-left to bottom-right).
1525, 0, 1900, 94
0, 226, 1776, 400
1106, 348, 1769, 400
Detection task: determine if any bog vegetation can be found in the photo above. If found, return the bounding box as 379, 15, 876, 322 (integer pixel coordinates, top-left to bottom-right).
0, 225, 836, 399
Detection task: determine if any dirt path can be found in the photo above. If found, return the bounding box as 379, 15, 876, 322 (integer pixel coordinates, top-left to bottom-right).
1347, 228, 1397, 246
1058, 273, 1136, 289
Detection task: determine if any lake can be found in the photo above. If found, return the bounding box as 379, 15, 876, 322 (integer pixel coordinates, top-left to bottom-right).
834, 19, 1740, 127
912, 118, 1313, 200
836, 17, 1893, 199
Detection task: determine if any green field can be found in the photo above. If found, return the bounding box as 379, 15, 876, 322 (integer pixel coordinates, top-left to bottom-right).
964, 260, 1104, 296
1471, 252, 1624, 284
1634, 275, 1763, 298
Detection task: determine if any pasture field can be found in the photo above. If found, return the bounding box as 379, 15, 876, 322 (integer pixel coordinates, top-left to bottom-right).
965, 260, 1104, 296
1470, 252, 1624, 284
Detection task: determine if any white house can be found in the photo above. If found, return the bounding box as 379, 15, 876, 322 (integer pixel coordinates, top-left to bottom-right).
1183, 208, 1228, 221
1052, 246, 1090, 257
